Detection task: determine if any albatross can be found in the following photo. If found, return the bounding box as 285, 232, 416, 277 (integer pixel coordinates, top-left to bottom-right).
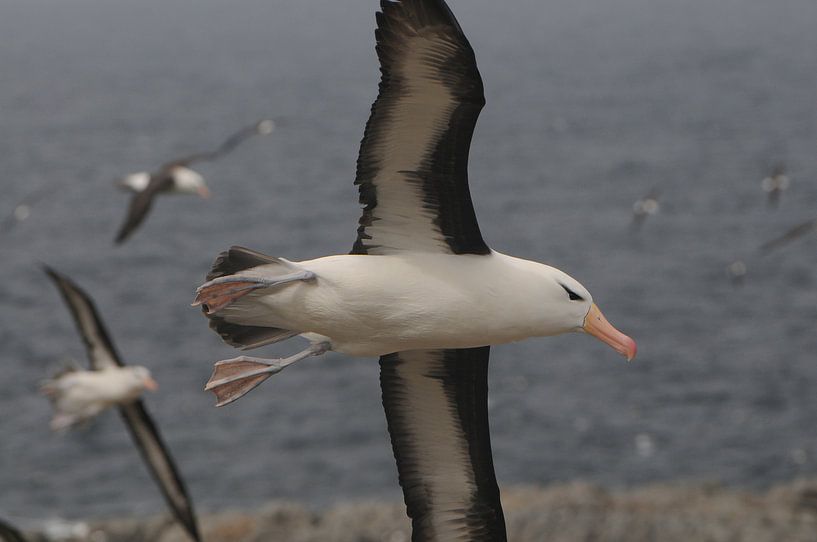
631, 188, 661, 231
44, 268, 201, 542
192, 1, 636, 539
761, 164, 790, 208
115, 119, 274, 244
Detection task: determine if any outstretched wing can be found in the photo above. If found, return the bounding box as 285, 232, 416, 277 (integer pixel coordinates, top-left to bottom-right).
165, 120, 274, 168
351, 0, 489, 255
120, 402, 201, 542
759, 218, 817, 254
44, 267, 123, 370
114, 174, 174, 244
380, 348, 507, 541
44, 267, 201, 541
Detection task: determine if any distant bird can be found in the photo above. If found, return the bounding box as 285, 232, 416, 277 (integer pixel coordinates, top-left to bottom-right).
758, 218, 817, 254
192, 1, 635, 540
0, 518, 27, 542
631, 189, 661, 230
761, 164, 790, 208
42, 364, 158, 430
115, 119, 274, 244
726, 259, 748, 286
44, 268, 201, 542
1, 186, 53, 234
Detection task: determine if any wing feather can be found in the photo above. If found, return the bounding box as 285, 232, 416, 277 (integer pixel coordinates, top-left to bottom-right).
380, 347, 506, 541
44, 267, 123, 370
352, 0, 489, 255
114, 174, 173, 244
120, 402, 201, 542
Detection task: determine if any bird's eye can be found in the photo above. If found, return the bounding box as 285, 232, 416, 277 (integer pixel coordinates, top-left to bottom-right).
560, 284, 584, 302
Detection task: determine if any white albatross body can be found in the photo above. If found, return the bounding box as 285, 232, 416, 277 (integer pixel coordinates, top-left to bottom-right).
44, 267, 201, 541
119, 167, 206, 195
193, 2, 636, 540
42, 366, 157, 430
214, 252, 593, 357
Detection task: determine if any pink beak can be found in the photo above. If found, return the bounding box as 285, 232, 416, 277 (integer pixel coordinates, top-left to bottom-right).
582, 303, 637, 361
143, 377, 159, 391
197, 185, 212, 199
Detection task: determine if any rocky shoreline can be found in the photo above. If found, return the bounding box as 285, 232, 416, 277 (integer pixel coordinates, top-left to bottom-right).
16, 480, 817, 542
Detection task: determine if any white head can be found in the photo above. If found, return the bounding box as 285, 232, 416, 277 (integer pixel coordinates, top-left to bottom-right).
256, 119, 275, 135
127, 366, 159, 392
533, 264, 637, 360
170, 166, 211, 198
118, 172, 152, 193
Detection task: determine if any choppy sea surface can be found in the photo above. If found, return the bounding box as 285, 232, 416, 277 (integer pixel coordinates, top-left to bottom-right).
2, 0, 817, 522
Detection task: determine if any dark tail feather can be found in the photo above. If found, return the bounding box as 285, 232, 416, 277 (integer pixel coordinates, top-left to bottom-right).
208, 316, 298, 350
206, 246, 287, 281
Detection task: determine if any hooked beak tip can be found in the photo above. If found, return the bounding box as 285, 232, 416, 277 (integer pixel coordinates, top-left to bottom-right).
623, 337, 637, 362
583, 303, 637, 362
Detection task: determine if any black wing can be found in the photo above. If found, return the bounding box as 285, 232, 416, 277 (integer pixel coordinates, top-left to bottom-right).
120, 402, 201, 542
114, 174, 174, 244
44, 267, 201, 541
380, 347, 506, 541
351, 0, 490, 255
759, 218, 817, 254
44, 267, 123, 370
0, 518, 27, 542
165, 120, 273, 168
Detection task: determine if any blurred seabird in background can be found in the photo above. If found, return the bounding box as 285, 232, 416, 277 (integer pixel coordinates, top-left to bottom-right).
1, 186, 53, 234
726, 259, 748, 286
42, 364, 157, 430
43, 267, 201, 542
758, 218, 817, 254
761, 164, 790, 208
115, 119, 274, 244
631, 188, 661, 231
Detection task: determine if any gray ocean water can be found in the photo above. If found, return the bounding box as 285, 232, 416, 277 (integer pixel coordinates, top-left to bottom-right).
2, 0, 817, 523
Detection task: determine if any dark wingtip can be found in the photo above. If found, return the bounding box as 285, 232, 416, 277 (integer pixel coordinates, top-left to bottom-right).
41, 263, 63, 283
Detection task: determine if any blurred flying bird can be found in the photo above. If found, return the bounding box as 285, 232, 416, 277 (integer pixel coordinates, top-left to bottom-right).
726, 259, 748, 286
1, 185, 53, 234
758, 218, 817, 254
761, 164, 790, 208
192, 1, 635, 540
631, 188, 661, 230
42, 364, 158, 430
115, 119, 274, 244
43, 267, 201, 542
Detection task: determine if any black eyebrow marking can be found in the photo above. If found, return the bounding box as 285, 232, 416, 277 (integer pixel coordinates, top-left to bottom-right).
560, 284, 584, 301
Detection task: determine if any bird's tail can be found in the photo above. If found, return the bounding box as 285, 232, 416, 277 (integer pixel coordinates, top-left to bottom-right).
193, 246, 312, 350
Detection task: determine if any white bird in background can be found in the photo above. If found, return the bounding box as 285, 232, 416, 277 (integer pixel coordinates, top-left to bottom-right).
761, 164, 790, 208
726, 259, 748, 286
631, 188, 661, 230
42, 365, 157, 430
43, 267, 201, 542
192, 1, 636, 540
1, 186, 53, 234
759, 218, 817, 254
115, 119, 274, 244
